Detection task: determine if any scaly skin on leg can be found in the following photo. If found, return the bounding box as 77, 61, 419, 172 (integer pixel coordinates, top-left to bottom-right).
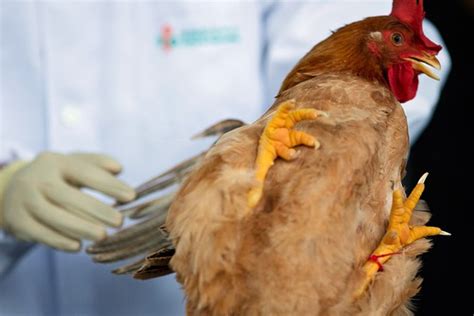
247, 99, 327, 208
354, 173, 450, 298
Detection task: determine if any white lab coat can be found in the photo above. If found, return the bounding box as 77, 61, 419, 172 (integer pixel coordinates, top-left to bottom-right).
0, 1, 450, 315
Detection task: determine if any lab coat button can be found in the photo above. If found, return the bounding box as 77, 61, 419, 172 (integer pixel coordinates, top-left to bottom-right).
60, 104, 83, 128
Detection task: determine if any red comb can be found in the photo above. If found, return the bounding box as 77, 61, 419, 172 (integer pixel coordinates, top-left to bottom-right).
390, 0, 441, 54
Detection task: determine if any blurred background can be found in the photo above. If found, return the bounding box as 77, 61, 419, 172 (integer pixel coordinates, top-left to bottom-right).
407, 0, 473, 314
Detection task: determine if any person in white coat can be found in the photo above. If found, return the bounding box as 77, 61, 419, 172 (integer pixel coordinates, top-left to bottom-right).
0, 1, 450, 315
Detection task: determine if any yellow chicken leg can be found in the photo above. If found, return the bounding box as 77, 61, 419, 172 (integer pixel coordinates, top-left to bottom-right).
248, 99, 327, 208
354, 173, 450, 298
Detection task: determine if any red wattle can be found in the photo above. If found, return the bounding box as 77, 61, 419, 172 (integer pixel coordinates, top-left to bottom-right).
387, 63, 419, 103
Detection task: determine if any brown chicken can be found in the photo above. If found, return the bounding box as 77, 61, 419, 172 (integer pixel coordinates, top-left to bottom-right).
89, 0, 449, 314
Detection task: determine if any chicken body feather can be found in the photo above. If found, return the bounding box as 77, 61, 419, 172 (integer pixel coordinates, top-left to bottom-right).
166, 74, 427, 315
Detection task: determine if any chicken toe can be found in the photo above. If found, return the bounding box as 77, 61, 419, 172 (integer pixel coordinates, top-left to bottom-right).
247, 99, 326, 208
354, 173, 449, 298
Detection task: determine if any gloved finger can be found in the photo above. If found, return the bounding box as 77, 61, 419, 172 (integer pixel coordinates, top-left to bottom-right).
19, 216, 81, 252
43, 184, 123, 227
63, 162, 136, 203
28, 196, 107, 241
71, 153, 123, 174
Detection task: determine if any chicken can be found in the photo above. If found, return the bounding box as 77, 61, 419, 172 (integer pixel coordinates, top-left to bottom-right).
89, 0, 449, 314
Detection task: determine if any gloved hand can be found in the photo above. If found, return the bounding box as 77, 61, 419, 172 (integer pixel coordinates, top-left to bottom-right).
0, 152, 136, 251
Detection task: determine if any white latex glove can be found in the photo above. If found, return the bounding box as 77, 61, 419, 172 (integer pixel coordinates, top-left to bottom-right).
0, 152, 136, 251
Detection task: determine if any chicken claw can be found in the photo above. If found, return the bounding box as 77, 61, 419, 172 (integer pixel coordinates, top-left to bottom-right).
248, 99, 327, 208
354, 173, 450, 298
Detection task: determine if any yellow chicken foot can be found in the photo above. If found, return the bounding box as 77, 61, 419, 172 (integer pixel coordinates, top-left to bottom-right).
247, 99, 327, 208
354, 173, 450, 298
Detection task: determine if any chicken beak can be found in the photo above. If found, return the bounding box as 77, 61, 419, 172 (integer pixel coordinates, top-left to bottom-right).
404, 53, 441, 81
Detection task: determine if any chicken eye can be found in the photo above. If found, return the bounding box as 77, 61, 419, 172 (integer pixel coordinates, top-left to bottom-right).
391, 33, 404, 46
